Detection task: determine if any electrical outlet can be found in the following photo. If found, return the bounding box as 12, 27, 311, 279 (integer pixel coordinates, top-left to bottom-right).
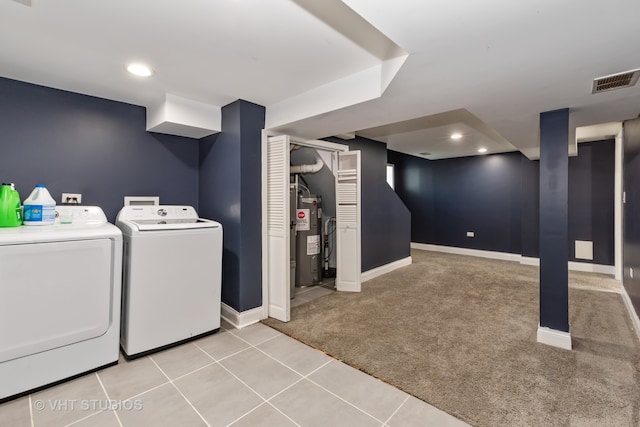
61, 193, 82, 204
466, 231, 475, 238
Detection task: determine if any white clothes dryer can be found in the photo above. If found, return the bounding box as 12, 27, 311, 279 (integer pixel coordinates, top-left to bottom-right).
0, 206, 122, 401
116, 205, 222, 358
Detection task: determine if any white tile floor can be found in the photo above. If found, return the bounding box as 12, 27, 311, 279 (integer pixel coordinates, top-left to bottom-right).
0, 320, 470, 427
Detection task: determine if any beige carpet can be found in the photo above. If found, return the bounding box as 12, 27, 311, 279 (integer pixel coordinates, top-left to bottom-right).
263, 249, 640, 427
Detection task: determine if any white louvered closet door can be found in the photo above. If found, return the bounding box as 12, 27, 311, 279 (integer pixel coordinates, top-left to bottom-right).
267, 135, 291, 321
336, 150, 361, 292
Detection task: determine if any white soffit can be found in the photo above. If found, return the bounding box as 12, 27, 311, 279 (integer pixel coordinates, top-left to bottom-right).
359, 109, 517, 160
265, 0, 408, 130
147, 94, 221, 139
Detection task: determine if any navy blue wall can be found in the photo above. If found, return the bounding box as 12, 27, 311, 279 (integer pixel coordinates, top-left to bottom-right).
433, 153, 522, 253
623, 117, 640, 316
389, 140, 615, 265
569, 140, 615, 265
0, 77, 199, 222
199, 100, 264, 312
387, 150, 436, 243
326, 136, 411, 272
521, 156, 540, 258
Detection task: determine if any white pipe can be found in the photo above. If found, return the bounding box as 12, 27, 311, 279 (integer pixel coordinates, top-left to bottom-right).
290, 152, 324, 174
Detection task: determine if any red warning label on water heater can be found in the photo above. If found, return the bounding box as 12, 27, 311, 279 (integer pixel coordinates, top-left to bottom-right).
296, 209, 310, 231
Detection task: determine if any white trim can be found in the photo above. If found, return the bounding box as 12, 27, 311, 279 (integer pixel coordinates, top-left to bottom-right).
221, 303, 264, 330
410, 243, 615, 275
290, 136, 349, 152
567, 261, 616, 275
620, 285, 640, 343
537, 325, 572, 350
261, 130, 269, 321
361, 256, 412, 282
521, 256, 616, 275
261, 131, 351, 321
410, 242, 521, 262
519, 256, 539, 266
615, 131, 623, 280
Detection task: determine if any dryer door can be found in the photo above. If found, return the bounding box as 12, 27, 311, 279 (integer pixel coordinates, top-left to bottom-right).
0, 239, 112, 362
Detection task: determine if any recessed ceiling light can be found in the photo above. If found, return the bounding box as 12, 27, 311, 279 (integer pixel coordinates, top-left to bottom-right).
478, 148, 488, 153
126, 63, 154, 77
451, 133, 462, 140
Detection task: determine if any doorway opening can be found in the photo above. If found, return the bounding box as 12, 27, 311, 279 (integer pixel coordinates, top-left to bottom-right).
262, 133, 361, 322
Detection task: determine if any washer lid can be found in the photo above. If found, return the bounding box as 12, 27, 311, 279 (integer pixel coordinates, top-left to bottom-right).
116, 205, 221, 231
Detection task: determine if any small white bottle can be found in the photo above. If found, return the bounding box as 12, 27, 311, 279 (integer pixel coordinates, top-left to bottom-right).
23, 184, 56, 226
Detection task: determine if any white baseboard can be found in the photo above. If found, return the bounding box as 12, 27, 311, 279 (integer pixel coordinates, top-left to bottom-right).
411, 243, 521, 262
522, 256, 615, 275
361, 256, 412, 282
620, 285, 640, 343
519, 256, 539, 266
411, 243, 616, 276
537, 325, 572, 350
221, 303, 264, 329
568, 261, 616, 275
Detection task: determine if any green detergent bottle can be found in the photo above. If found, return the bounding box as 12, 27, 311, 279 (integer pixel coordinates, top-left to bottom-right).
10, 183, 22, 224
0, 183, 22, 227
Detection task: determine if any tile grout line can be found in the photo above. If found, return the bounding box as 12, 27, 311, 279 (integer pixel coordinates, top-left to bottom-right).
262, 359, 333, 404
94, 372, 124, 427
224, 325, 391, 424
63, 375, 112, 427
199, 343, 254, 364
212, 360, 277, 424
28, 395, 34, 427
117, 380, 171, 403
304, 374, 387, 424
224, 328, 282, 348
264, 401, 303, 427
148, 356, 211, 427
252, 360, 336, 426
251, 339, 320, 377
383, 394, 410, 426
204, 341, 306, 427
224, 401, 302, 427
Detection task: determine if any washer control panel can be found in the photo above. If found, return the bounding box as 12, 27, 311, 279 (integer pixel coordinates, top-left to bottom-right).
117, 205, 199, 221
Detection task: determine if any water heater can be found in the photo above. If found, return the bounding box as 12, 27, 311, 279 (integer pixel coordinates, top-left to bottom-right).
295, 194, 322, 286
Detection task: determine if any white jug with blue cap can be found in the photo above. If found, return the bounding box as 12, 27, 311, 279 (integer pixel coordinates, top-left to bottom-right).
23, 184, 56, 226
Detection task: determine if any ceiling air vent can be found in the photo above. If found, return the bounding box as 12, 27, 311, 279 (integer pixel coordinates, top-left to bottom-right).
592, 69, 640, 94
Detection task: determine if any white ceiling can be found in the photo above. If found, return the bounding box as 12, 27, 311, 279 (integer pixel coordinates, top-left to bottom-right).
1, 0, 639, 159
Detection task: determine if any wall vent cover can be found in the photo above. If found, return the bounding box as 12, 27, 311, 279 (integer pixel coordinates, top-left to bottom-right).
592, 69, 640, 93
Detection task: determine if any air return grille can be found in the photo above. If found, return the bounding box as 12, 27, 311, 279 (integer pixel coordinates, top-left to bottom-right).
592, 69, 640, 93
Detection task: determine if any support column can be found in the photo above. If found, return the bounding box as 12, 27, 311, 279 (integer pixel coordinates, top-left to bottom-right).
199, 100, 265, 314
537, 108, 572, 350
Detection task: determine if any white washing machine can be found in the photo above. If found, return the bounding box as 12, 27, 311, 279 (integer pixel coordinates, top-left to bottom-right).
116, 205, 222, 358
0, 206, 122, 401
